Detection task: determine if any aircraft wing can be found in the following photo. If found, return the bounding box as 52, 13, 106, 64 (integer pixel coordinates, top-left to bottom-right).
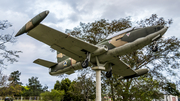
28, 24, 99, 61
108, 57, 137, 76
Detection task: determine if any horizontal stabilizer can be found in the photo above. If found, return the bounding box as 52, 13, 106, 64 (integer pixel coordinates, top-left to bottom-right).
33, 59, 57, 68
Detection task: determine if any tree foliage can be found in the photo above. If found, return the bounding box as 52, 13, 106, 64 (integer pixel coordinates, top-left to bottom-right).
137, 14, 173, 27
54, 78, 72, 101
0, 70, 22, 97
164, 82, 180, 96
69, 68, 96, 100
0, 83, 22, 97
8, 70, 22, 85
54, 70, 96, 101
26, 76, 48, 96
54, 80, 61, 91
66, 17, 131, 45
0, 20, 21, 68
0, 69, 8, 88
40, 90, 64, 101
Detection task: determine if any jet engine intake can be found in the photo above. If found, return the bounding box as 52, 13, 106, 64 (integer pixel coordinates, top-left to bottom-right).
93, 45, 108, 56
119, 68, 149, 79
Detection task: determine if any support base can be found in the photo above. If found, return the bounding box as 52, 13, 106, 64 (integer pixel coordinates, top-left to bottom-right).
92, 66, 105, 101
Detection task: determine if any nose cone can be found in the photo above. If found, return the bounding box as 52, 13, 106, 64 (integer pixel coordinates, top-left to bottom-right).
160, 25, 168, 36
15, 10, 49, 37
164, 26, 169, 30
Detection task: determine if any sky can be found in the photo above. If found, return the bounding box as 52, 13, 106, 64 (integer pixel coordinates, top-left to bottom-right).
0, 0, 180, 90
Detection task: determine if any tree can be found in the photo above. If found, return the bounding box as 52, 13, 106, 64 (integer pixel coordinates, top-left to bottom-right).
67, 81, 82, 101
40, 89, 64, 101
0, 20, 21, 68
0, 20, 21, 96
66, 14, 179, 100
137, 14, 172, 27
54, 78, 71, 101
8, 70, 22, 85
69, 68, 96, 101
0, 69, 8, 96
0, 81, 22, 97
164, 82, 180, 96
0, 70, 22, 97
65, 17, 131, 44
0, 69, 8, 88
21, 86, 30, 96
26, 76, 48, 96
54, 80, 61, 91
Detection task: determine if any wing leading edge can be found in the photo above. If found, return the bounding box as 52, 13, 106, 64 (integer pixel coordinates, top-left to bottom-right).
28, 24, 99, 61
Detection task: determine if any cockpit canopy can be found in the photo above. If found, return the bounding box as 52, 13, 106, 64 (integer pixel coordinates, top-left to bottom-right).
106, 27, 135, 39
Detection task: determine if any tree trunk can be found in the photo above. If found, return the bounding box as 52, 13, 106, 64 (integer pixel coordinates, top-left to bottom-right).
109, 78, 115, 101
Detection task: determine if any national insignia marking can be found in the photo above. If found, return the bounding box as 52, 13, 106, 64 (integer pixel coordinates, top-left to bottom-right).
63, 61, 67, 67
126, 33, 130, 37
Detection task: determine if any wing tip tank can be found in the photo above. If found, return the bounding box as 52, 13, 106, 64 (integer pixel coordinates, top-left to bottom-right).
15, 10, 49, 37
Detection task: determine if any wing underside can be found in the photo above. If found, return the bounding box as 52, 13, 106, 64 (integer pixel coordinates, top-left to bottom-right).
108, 57, 136, 76
28, 24, 99, 61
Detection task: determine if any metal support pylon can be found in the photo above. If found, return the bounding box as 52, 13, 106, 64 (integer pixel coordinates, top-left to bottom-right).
92, 57, 106, 101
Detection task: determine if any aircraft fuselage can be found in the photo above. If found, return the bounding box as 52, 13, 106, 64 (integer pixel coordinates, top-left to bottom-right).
49, 25, 168, 75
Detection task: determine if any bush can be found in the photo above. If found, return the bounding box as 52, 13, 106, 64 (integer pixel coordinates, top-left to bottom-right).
40, 90, 64, 101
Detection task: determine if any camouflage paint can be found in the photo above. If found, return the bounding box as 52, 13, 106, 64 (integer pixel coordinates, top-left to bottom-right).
26, 21, 34, 31
98, 33, 127, 50
121, 26, 164, 42
54, 51, 77, 72
57, 52, 69, 62
108, 33, 127, 47
98, 26, 164, 50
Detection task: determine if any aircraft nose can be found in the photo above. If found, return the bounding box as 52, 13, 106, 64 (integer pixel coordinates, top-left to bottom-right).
165, 26, 169, 29
160, 25, 168, 36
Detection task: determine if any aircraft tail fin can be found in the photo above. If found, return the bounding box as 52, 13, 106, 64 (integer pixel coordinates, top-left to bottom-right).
33, 59, 57, 68
57, 51, 69, 63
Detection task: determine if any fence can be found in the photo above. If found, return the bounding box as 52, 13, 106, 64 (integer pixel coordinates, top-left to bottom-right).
0, 96, 41, 101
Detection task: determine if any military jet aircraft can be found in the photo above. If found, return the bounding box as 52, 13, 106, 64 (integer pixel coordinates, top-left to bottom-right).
15, 10, 168, 79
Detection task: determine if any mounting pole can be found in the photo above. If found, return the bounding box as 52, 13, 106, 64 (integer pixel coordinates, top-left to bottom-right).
92, 57, 106, 101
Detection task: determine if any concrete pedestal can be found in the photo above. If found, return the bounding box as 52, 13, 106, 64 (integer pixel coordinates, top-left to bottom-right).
92, 66, 105, 101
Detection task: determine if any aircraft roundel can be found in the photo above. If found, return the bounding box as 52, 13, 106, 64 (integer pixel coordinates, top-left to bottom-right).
63, 61, 67, 67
